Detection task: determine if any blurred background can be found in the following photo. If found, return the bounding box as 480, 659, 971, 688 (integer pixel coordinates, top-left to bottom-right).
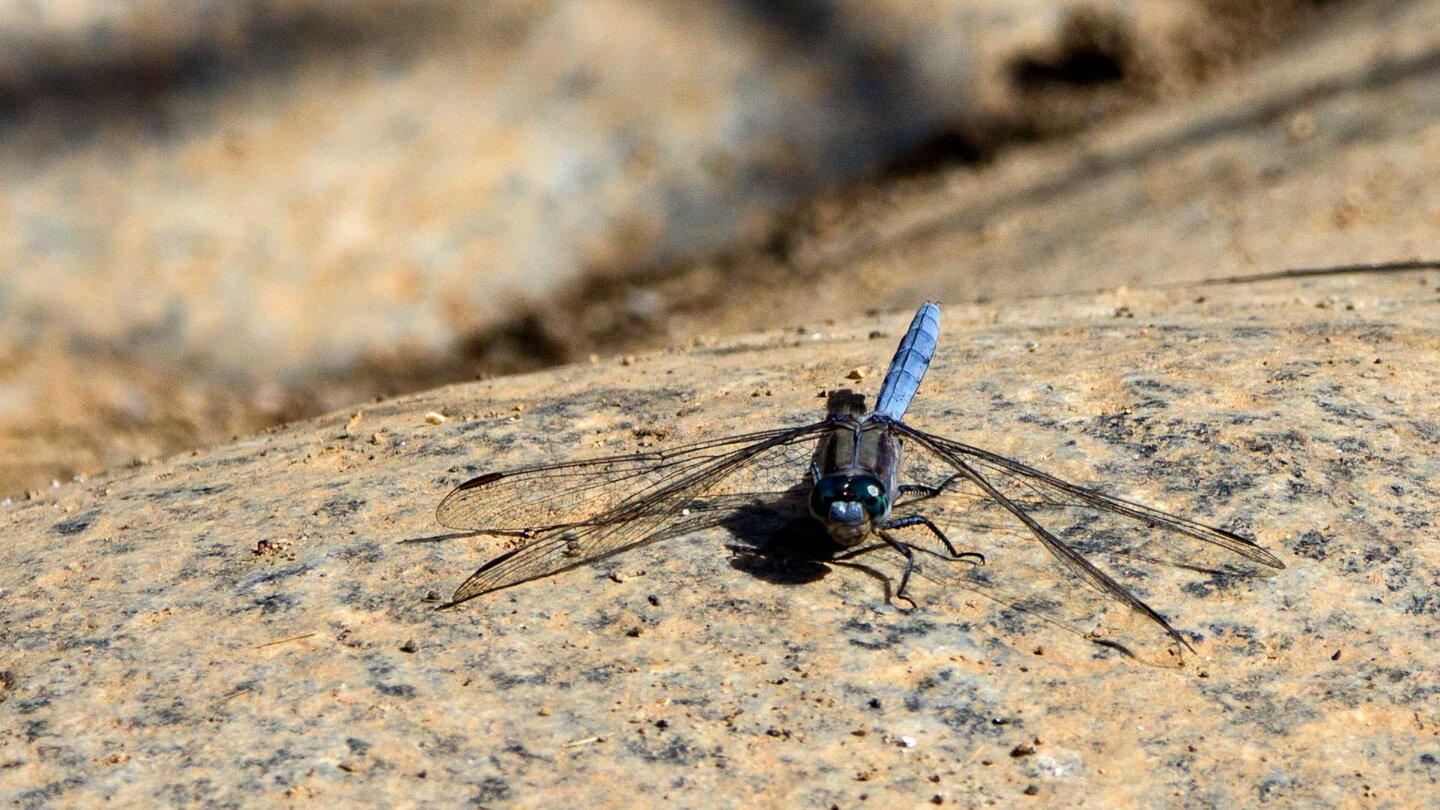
1, 0, 1436, 498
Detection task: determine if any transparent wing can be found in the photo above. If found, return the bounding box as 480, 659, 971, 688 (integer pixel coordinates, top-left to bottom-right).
440, 422, 830, 607
436, 423, 828, 534
873, 302, 940, 421
885, 422, 1284, 665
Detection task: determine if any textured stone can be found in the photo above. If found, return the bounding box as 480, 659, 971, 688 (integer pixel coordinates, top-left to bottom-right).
3, 270, 1437, 805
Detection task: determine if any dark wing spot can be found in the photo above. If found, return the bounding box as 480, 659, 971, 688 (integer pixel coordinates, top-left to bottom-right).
456, 472, 506, 491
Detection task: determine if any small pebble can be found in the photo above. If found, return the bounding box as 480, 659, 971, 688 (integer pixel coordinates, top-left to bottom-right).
424, 411, 447, 425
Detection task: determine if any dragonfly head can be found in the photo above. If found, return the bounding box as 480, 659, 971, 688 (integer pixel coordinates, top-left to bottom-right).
810, 473, 889, 546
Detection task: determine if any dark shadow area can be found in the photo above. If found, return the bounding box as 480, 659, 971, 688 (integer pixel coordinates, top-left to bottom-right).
400, 530, 497, 545
1010, 8, 1132, 90
725, 515, 835, 587
0, 2, 468, 138
719, 505, 902, 604
880, 130, 992, 179
451, 314, 573, 378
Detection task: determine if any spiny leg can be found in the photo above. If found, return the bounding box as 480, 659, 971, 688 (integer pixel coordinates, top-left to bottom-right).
881, 514, 986, 566
896, 473, 967, 504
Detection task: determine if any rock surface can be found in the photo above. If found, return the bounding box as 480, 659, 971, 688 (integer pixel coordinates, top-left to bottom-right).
4, 269, 1437, 806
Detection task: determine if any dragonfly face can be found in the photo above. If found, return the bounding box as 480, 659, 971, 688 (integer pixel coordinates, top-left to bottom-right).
809, 471, 890, 546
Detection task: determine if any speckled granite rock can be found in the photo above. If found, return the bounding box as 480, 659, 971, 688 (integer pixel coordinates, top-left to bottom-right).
3, 270, 1437, 806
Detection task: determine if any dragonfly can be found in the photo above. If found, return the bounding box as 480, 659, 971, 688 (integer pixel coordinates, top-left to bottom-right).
435, 302, 1284, 662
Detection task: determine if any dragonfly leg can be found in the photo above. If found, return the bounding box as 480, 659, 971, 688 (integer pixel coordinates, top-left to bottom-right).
881, 515, 986, 566
827, 541, 913, 607
832, 542, 888, 562
878, 531, 918, 609
896, 473, 966, 504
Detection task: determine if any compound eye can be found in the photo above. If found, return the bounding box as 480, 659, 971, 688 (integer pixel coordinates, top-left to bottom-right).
857, 479, 888, 517
809, 476, 846, 517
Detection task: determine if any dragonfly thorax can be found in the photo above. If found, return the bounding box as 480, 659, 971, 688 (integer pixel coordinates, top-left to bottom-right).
810, 472, 890, 546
